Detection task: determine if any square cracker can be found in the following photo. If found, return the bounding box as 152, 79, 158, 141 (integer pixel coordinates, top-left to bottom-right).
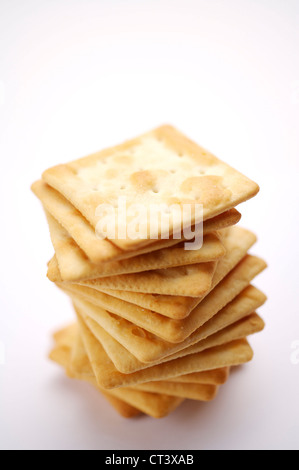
42, 124, 259, 250
32, 179, 241, 266
32, 180, 123, 264
68, 331, 184, 418
50, 345, 141, 418
45, 215, 239, 284
71, 226, 258, 315
77, 313, 254, 389
69, 328, 223, 405
74, 227, 256, 308
46, 212, 226, 282
78, 307, 264, 374
77, 260, 218, 297
134, 381, 219, 401
51, 333, 182, 418
77, 259, 218, 297
105, 386, 184, 418
52, 324, 228, 388
60, 254, 267, 345
72, 282, 265, 362
170, 368, 230, 385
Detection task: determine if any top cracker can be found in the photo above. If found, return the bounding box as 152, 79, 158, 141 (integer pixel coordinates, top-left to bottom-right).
42, 125, 259, 250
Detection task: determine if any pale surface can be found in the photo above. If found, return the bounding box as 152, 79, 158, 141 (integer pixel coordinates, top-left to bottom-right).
0, 0, 298, 450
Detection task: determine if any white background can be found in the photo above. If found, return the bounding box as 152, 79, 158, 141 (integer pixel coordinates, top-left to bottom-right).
0, 0, 298, 450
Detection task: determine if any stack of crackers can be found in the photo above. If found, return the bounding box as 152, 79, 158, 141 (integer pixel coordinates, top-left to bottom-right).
32, 125, 267, 419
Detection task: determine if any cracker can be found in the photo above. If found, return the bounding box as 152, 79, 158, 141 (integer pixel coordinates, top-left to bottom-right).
84, 304, 263, 375
97, 288, 198, 320
69, 282, 265, 364
90, 304, 263, 369
46, 213, 225, 282
33, 179, 240, 268
108, 388, 184, 418
135, 381, 219, 401
167, 312, 264, 358
46, 213, 94, 284
78, 259, 218, 297
50, 344, 141, 418
60, 254, 267, 345
77, 313, 254, 389
67, 332, 183, 418
42, 125, 259, 250
77, 305, 263, 374
32, 180, 123, 264
77, 262, 219, 298
53, 322, 78, 347
170, 368, 230, 385
49, 344, 71, 368
99, 390, 142, 418
44, 210, 241, 285
73, 226, 258, 317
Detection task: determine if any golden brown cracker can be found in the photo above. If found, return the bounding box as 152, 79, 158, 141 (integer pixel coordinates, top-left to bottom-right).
42, 125, 258, 251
